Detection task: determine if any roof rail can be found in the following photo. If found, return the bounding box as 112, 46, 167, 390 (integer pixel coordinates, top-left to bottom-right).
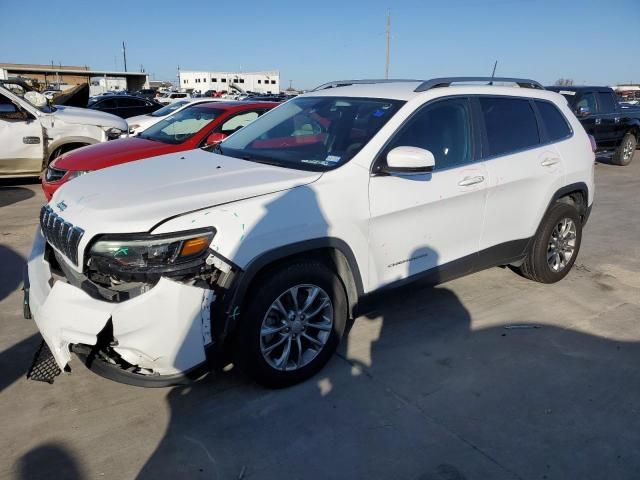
414, 77, 544, 92
312, 79, 420, 92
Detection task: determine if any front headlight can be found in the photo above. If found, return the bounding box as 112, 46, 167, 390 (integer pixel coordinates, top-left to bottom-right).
66, 170, 91, 181
105, 127, 124, 140
45, 165, 67, 182
88, 228, 215, 273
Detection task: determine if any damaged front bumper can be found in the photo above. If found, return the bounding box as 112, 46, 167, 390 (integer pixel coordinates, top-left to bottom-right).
26, 228, 215, 386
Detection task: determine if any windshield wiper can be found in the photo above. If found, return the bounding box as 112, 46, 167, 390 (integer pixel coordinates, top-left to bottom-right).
241, 156, 283, 167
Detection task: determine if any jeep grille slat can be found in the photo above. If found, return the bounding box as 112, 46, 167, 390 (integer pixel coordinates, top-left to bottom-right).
39, 205, 84, 265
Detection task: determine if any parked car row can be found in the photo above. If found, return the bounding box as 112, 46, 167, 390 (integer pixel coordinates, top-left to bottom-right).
24, 76, 602, 390
42, 101, 277, 198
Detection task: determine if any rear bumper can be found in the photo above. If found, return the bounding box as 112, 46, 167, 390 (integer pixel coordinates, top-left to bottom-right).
26, 228, 215, 386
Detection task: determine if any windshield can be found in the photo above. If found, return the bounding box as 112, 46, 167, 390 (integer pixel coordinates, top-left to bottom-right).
150, 100, 189, 117
139, 105, 222, 144
218, 96, 404, 171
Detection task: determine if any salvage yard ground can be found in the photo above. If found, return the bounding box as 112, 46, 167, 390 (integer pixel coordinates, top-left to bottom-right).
1, 153, 639, 480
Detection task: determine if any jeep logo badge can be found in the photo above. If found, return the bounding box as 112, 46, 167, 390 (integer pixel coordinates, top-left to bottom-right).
56, 201, 67, 212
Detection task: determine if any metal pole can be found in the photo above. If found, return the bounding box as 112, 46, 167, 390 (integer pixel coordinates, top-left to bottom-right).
122, 41, 127, 72
385, 13, 391, 79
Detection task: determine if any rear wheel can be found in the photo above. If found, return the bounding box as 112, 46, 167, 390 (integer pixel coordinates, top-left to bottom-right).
235, 262, 347, 388
612, 132, 636, 166
515, 202, 582, 283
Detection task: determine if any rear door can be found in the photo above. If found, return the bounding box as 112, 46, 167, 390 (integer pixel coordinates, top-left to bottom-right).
596, 91, 624, 149
477, 96, 565, 261
0, 92, 44, 175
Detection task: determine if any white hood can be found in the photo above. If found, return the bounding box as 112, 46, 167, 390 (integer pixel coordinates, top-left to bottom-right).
52, 105, 127, 130
126, 113, 157, 134
51, 148, 322, 239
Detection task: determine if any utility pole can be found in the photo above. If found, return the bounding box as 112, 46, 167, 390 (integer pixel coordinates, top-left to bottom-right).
385, 12, 391, 79
122, 41, 127, 72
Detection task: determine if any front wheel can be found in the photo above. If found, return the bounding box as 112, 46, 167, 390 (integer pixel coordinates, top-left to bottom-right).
515, 202, 582, 283
612, 133, 637, 166
235, 262, 347, 388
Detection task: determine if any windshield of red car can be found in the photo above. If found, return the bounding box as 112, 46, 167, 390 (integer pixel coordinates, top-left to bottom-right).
216, 96, 404, 171
139, 106, 223, 144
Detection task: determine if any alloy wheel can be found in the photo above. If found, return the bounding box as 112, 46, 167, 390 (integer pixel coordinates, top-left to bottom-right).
622, 137, 635, 162
260, 284, 334, 371
547, 218, 577, 272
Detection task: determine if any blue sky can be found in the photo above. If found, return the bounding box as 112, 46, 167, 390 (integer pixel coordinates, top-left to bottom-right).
1, 0, 638, 89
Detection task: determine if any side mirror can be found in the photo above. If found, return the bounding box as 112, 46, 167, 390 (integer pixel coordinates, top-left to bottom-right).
576, 106, 591, 117
204, 132, 227, 146
381, 146, 435, 174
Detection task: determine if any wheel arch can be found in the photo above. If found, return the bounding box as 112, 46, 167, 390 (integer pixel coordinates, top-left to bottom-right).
45, 136, 98, 165
217, 238, 364, 341
546, 182, 589, 225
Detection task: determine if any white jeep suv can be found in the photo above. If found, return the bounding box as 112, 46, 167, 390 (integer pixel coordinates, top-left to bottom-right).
26, 77, 595, 387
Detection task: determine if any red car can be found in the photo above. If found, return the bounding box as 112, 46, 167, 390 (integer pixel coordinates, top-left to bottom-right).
42, 101, 278, 200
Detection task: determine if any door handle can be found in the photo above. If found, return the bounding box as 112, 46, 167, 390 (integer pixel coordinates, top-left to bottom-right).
614, 117, 621, 123
541, 158, 560, 167
595, 118, 601, 125
457, 175, 484, 186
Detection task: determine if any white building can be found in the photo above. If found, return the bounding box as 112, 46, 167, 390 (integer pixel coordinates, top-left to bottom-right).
179, 70, 280, 94
89, 77, 128, 96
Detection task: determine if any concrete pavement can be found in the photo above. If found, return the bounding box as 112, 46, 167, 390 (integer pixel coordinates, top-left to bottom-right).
1, 154, 639, 480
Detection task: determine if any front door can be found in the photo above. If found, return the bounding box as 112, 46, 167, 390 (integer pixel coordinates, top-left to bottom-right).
0, 93, 44, 175
368, 97, 486, 290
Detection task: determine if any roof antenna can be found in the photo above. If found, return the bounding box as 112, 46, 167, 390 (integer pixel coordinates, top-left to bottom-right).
490, 60, 498, 85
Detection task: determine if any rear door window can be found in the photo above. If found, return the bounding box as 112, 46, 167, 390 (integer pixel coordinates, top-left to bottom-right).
535, 101, 572, 141
479, 97, 540, 157
596, 92, 617, 114
219, 111, 260, 135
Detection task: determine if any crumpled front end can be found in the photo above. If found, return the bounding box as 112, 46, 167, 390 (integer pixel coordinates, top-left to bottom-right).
27, 228, 218, 386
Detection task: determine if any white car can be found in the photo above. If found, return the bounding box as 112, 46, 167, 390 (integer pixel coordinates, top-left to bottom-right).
157, 91, 191, 105
0, 82, 128, 177
126, 97, 227, 135
26, 77, 595, 387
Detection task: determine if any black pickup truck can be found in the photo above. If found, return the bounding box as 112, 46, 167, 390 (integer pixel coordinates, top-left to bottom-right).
547, 86, 640, 165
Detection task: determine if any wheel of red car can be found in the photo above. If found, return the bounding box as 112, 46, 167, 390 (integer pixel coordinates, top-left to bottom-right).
235, 262, 347, 388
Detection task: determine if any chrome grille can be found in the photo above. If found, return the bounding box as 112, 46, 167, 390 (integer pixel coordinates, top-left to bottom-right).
39, 205, 84, 265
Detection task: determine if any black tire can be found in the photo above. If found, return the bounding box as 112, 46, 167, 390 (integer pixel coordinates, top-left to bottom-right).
235, 262, 347, 388
612, 132, 636, 166
515, 202, 582, 284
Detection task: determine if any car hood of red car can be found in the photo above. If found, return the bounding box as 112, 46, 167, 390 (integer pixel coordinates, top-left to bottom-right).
52, 137, 187, 171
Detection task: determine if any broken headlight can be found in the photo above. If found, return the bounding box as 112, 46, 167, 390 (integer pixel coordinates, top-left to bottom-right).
104, 127, 125, 140
88, 228, 215, 275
